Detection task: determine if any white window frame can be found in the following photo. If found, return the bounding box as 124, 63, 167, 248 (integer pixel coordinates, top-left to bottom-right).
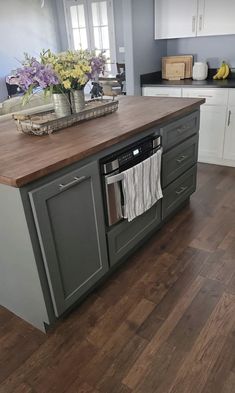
63, 0, 117, 75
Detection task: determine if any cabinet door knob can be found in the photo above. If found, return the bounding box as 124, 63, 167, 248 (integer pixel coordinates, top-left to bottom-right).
59, 176, 86, 190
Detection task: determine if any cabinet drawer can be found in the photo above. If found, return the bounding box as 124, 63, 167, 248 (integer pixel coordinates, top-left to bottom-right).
182, 88, 228, 106
161, 111, 199, 151
162, 134, 198, 188
228, 89, 235, 106
142, 86, 182, 97
162, 165, 197, 219
107, 201, 162, 266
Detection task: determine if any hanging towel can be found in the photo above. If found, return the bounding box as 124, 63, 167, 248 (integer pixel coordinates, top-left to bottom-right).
122, 148, 163, 222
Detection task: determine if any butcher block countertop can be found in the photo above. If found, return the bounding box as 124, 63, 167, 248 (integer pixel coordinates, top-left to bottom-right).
0, 96, 204, 187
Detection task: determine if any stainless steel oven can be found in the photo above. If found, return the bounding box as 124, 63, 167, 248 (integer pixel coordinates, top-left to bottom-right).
100, 134, 161, 227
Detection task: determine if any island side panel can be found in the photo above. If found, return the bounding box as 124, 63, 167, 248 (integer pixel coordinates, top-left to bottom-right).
0, 183, 49, 331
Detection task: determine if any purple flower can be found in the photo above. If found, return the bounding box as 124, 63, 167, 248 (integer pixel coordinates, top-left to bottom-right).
17, 59, 59, 91
88, 54, 106, 80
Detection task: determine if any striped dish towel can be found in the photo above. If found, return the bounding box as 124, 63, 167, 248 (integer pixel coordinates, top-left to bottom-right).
122, 149, 163, 222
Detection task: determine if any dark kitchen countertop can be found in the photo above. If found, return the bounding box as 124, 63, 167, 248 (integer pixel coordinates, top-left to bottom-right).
141, 70, 235, 89
0, 96, 204, 188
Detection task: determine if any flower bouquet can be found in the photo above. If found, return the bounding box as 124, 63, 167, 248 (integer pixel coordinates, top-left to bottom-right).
17, 50, 106, 117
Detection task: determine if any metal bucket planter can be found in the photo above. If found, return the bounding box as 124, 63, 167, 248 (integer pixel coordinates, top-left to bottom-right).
70, 89, 85, 114
52, 93, 72, 118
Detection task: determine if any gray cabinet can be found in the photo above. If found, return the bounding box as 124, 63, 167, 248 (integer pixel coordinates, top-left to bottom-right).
29, 161, 109, 317
161, 112, 199, 220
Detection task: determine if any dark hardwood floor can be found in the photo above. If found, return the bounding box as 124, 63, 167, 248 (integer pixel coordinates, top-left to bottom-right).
1, 163, 235, 393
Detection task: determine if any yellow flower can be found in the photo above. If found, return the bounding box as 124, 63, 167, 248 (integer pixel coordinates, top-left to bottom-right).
63, 79, 71, 89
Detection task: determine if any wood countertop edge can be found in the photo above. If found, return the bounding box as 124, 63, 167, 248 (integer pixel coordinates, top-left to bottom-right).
0, 100, 204, 188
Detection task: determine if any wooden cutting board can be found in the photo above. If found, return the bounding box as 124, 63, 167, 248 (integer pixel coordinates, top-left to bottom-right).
162, 55, 193, 79
165, 63, 185, 80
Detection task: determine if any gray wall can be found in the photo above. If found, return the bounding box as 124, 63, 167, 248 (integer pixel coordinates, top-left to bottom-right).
0, 0, 61, 102
113, 0, 125, 63
123, 0, 166, 95
167, 35, 235, 68
55, 0, 69, 51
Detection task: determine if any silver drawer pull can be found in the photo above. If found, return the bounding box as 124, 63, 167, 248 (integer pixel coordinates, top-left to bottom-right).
177, 125, 188, 134
106, 172, 124, 185
198, 95, 213, 98
176, 155, 188, 164
175, 186, 188, 196
228, 110, 232, 126
59, 176, 86, 190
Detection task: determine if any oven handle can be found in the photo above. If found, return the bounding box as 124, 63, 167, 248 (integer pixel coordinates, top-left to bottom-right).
105, 145, 162, 186
106, 172, 124, 185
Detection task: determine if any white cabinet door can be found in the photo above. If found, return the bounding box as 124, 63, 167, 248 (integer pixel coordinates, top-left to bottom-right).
154, 0, 198, 39
197, 0, 235, 37
198, 106, 227, 162
142, 86, 182, 97
223, 107, 235, 161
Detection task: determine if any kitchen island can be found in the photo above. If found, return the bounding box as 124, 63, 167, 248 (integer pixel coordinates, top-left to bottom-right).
0, 96, 204, 331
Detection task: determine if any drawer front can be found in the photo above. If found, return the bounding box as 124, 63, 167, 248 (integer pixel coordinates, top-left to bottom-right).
142, 86, 182, 97
161, 111, 199, 151
162, 134, 198, 188
228, 89, 235, 106
182, 88, 228, 106
107, 201, 162, 266
162, 165, 197, 219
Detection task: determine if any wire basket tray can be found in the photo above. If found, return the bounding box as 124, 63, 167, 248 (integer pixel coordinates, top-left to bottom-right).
13, 98, 119, 136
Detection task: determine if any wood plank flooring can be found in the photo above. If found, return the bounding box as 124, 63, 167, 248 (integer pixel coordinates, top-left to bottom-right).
1, 163, 235, 393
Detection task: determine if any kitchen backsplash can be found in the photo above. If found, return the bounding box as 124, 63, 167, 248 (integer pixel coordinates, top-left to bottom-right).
166, 35, 235, 68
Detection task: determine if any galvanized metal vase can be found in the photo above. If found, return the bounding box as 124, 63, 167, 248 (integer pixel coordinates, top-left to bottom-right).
70, 89, 85, 114
52, 93, 72, 118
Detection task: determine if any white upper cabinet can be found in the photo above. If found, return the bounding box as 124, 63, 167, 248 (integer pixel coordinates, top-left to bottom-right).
197, 0, 235, 37
155, 0, 198, 39
155, 0, 235, 39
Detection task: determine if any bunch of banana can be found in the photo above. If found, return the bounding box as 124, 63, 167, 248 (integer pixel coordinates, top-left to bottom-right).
213, 61, 230, 80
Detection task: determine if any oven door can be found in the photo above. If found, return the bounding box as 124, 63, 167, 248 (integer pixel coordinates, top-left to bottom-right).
104, 171, 124, 227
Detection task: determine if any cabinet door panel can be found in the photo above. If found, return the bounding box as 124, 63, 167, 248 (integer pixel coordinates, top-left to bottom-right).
223, 108, 235, 161
198, 0, 235, 37
155, 0, 198, 39
29, 162, 109, 317
198, 106, 227, 162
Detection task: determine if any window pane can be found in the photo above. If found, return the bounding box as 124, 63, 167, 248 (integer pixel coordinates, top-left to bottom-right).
94, 26, 101, 49
100, 1, 108, 26
105, 49, 110, 61
101, 26, 109, 49
77, 4, 86, 28
70, 6, 78, 28
91, 3, 100, 26
73, 29, 80, 50
72, 28, 88, 50
80, 28, 88, 49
